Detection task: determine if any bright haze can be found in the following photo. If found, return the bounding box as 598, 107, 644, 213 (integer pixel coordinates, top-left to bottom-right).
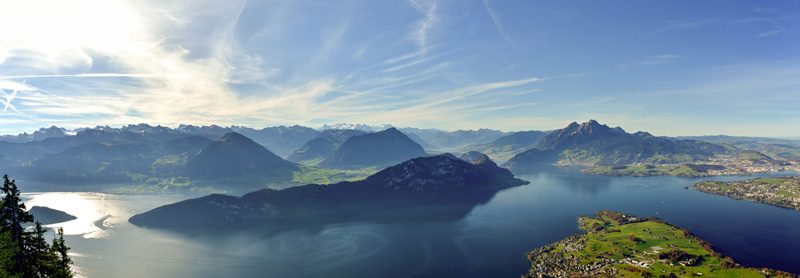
0, 0, 797, 136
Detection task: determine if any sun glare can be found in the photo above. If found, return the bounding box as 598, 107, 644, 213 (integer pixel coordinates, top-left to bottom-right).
0, 0, 150, 69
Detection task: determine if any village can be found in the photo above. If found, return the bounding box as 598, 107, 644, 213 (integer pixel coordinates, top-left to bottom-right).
695, 176, 800, 211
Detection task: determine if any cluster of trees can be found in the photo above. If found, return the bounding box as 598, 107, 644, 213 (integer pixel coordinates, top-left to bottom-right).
657, 248, 701, 266
1, 175, 73, 278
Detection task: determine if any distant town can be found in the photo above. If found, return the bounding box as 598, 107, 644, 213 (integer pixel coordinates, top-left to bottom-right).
695, 176, 800, 211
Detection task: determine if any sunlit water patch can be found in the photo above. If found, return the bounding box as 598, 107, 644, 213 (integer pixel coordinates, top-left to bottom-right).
23, 192, 112, 238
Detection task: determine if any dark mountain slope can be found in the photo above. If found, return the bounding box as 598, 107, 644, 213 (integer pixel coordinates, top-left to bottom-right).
183, 132, 298, 180
27, 143, 155, 184
130, 154, 527, 228
21, 134, 213, 184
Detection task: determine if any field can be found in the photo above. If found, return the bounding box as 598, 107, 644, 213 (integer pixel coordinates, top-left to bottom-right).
290, 166, 378, 185
584, 164, 706, 177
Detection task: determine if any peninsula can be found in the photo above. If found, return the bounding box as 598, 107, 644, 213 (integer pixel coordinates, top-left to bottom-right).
523, 211, 795, 277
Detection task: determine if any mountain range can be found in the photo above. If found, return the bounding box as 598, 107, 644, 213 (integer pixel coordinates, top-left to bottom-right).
0, 124, 438, 187
129, 153, 528, 228
503, 120, 730, 172
0, 126, 71, 143
0, 120, 796, 187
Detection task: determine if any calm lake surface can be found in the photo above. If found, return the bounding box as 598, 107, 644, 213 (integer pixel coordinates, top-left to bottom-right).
22, 168, 800, 277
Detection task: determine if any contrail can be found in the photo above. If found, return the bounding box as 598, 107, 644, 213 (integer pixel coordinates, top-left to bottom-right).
1, 88, 19, 113
0, 73, 156, 80
483, 0, 518, 49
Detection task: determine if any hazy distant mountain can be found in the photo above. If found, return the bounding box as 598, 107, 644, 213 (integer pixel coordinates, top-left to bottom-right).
321, 128, 427, 168
129, 154, 528, 227
231, 125, 319, 158
401, 128, 507, 151
679, 135, 800, 148
176, 124, 320, 157
463, 130, 548, 162
25, 133, 213, 184
681, 135, 800, 161
0, 154, 13, 169
287, 129, 366, 163
14, 128, 301, 185
28, 143, 156, 184
118, 124, 185, 136
184, 132, 298, 181
501, 149, 560, 171
504, 120, 729, 171
176, 124, 231, 138
0, 126, 70, 143
320, 123, 394, 132
404, 132, 434, 150
0, 124, 502, 169
736, 150, 783, 165
0, 126, 192, 170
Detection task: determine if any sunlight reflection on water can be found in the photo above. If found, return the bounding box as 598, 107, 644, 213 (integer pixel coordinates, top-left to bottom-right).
22, 192, 112, 238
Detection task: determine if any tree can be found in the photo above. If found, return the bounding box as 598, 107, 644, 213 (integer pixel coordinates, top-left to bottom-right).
27, 222, 57, 277
50, 228, 72, 278
0, 175, 73, 277
1, 175, 34, 275
0, 230, 22, 278
1, 175, 33, 241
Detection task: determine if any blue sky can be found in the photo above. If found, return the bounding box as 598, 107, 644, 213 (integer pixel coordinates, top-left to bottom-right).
0, 0, 798, 136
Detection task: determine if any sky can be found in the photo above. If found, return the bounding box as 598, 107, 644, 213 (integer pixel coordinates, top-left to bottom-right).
0, 0, 798, 137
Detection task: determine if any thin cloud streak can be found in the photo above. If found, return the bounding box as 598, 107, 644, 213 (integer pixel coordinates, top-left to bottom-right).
0, 73, 158, 79
408, 0, 437, 55
483, 0, 518, 49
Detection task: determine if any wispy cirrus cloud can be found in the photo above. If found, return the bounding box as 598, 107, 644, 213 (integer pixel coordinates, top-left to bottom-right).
757, 29, 782, 38
653, 14, 799, 38
639, 54, 682, 66
0, 73, 157, 79
321, 77, 541, 126
0, 0, 345, 128
407, 0, 438, 55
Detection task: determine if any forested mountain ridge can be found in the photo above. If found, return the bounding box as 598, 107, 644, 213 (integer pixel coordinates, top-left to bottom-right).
129, 153, 527, 228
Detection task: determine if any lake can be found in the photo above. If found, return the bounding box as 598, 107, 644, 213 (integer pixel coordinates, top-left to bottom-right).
22, 168, 800, 277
